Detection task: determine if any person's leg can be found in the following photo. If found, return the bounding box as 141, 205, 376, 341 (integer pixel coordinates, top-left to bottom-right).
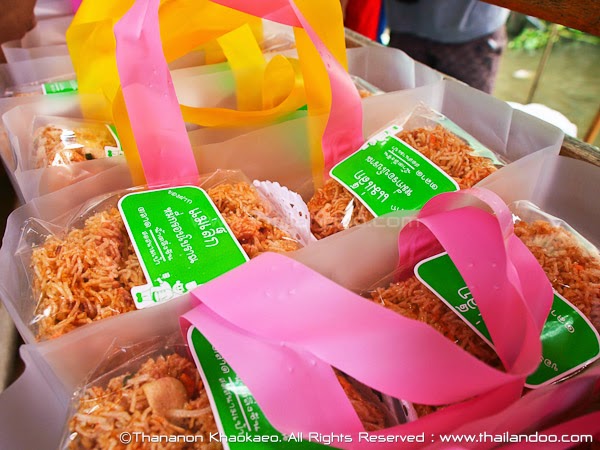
429, 26, 508, 94
388, 32, 436, 69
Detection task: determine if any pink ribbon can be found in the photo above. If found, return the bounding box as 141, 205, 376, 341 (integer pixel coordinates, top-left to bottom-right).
398, 188, 552, 374
181, 188, 557, 448
114, 0, 362, 186
114, 0, 199, 188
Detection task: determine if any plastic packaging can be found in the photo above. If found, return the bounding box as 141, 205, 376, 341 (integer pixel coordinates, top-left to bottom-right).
308, 103, 507, 239
15, 170, 306, 342
60, 338, 220, 450
28, 116, 119, 168
351, 75, 384, 98
511, 200, 600, 332
364, 199, 600, 419
3, 78, 77, 98
2, 155, 600, 450
1, 94, 124, 202
0, 56, 75, 96
60, 334, 399, 449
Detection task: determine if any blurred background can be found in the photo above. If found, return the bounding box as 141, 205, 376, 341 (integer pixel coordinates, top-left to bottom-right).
495, 13, 600, 148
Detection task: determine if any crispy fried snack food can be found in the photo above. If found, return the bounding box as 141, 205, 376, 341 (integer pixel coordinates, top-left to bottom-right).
33, 123, 117, 168
370, 220, 600, 417
67, 353, 395, 450
31, 182, 301, 341
308, 125, 498, 239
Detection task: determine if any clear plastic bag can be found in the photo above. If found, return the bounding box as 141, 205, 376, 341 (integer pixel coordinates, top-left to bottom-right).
17, 170, 307, 341
365, 200, 600, 419
2, 78, 77, 98
29, 115, 120, 169
60, 337, 222, 450
511, 201, 600, 332
60, 330, 402, 450
308, 103, 508, 239
351, 74, 384, 99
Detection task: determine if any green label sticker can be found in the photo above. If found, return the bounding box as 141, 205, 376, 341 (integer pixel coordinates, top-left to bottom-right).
104, 124, 123, 157
415, 253, 600, 387
187, 327, 330, 449
41, 79, 78, 95
330, 125, 459, 217
118, 187, 248, 309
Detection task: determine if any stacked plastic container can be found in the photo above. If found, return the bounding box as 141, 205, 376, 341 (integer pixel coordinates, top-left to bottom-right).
1, 1, 599, 449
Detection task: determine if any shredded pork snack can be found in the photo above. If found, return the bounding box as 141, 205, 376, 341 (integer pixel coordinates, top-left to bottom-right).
206, 182, 301, 258
33, 123, 118, 168
67, 353, 221, 450
29, 180, 302, 341
308, 125, 499, 239
370, 219, 600, 417
65, 352, 395, 450
514, 220, 600, 331
31, 208, 144, 341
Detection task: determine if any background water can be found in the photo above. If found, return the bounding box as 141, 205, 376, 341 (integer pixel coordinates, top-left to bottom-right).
494, 41, 600, 148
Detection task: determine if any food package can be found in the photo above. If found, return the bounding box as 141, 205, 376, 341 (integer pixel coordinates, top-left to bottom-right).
0, 291, 198, 450
61, 335, 398, 450
60, 340, 222, 450
0, 56, 75, 97
2, 78, 78, 98
367, 199, 600, 418
7, 170, 307, 342
308, 103, 507, 239
1, 39, 69, 64
29, 115, 119, 168
2, 155, 600, 450
1, 94, 123, 202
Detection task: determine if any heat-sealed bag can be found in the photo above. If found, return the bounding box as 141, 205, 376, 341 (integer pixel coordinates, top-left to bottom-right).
60, 338, 222, 450
1, 94, 124, 202
60, 332, 402, 450
366, 199, 600, 418
308, 103, 507, 239
2, 155, 600, 450
0, 56, 75, 97
8, 169, 307, 342
29, 115, 120, 168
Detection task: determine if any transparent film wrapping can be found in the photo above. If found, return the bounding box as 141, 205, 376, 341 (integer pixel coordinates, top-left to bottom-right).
16, 170, 307, 341
308, 103, 507, 240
